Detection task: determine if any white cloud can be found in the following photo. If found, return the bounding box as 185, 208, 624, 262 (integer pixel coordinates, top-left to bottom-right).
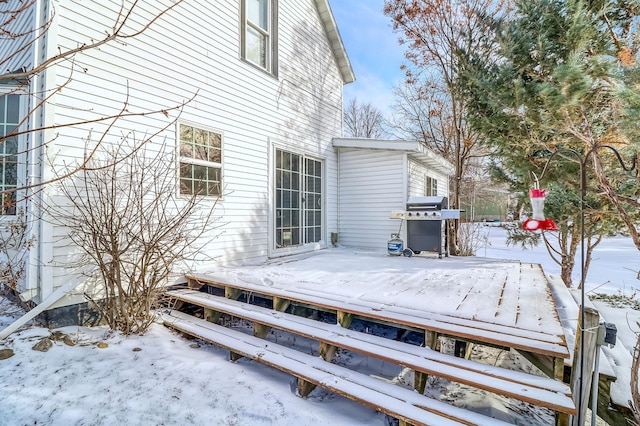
344, 67, 400, 115
329, 0, 407, 114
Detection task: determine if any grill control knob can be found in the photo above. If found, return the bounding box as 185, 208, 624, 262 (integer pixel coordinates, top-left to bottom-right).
416, 212, 420, 216
408, 212, 412, 217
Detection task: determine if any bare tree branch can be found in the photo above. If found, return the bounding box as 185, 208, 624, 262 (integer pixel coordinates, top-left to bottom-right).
343, 98, 387, 138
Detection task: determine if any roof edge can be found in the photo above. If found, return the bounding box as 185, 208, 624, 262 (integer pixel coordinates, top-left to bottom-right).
333, 137, 455, 175
314, 0, 356, 84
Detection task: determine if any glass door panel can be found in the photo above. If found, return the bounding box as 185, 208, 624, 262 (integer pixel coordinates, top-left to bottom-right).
275, 149, 322, 248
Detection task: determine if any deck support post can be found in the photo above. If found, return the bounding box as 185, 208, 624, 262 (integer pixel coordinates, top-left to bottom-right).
319, 311, 352, 365
254, 323, 271, 338
225, 287, 242, 300
464, 342, 474, 360
229, 351, 243, 362
253, 297, 291, 339
204, 307, 221, 324
571, 306, 600, 426
297, 377, 316, 397
555, 412, 570, 426
553, 357, 565, 381
416, 331, 441, 390
413, 371, 427, 394
187, 278, 204, 290
516, 350, 555, 379
320, 342, 338, 361
273, 297, 290, 312
337, 311, 353, 329
205, 285, 243, 324
169, 298, 185, 311
425, 331, 439, 351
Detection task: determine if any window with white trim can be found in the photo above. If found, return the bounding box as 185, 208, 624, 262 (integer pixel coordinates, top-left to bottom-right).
241, 0, 278, 74
426, 176, 438, 196
179, 123, 222, 196
0, 94, 19, 215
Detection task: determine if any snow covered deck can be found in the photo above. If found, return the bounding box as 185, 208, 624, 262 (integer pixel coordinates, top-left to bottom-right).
180, 248, 577, 424
190, 248, 570, 361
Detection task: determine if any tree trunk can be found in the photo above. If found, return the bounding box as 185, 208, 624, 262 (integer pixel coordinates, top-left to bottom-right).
448, 153, 463, 256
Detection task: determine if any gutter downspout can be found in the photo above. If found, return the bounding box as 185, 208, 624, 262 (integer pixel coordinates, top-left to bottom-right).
21, 0, 44, 302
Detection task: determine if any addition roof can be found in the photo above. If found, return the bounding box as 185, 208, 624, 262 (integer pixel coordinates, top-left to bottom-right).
333, 137, 455, 175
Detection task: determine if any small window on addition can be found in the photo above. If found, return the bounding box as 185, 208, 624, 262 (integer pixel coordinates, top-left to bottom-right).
179, 124, 222, 196
426, 176, 438, 197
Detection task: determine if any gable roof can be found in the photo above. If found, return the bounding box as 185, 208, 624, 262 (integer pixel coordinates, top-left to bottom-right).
314, 0, 356, 84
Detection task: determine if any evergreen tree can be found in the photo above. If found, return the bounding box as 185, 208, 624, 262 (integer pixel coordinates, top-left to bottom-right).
460, 0, 640, 287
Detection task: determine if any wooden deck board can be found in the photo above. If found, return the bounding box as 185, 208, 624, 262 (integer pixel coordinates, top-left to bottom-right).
187, 273, 570, 358
162, 309, 515, 426
167, 288, 576, 414
517, 264, 564, 330
493, 265, 523, 325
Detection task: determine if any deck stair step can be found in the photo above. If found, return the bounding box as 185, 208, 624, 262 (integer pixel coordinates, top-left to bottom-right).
161, 309, 515, 426
186, 273, 569, 359
167, 288, 576, 415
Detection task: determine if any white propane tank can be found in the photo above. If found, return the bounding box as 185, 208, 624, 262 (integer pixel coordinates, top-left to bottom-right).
387, 233, 403, 256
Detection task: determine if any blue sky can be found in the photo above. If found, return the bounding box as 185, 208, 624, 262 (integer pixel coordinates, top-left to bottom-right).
327, 1, 406, 111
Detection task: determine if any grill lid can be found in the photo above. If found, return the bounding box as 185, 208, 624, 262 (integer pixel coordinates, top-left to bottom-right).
406, 196, 448, 210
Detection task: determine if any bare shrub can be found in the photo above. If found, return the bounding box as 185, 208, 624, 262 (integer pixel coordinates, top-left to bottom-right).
51, 142, 218, 334
457, 222, 489, 256
0, 210, 34, 295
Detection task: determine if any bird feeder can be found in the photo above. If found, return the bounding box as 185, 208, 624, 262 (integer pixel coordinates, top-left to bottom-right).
522, 187, 558, 231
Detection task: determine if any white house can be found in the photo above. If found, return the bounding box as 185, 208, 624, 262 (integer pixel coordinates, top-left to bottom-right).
0, 0, 451, 322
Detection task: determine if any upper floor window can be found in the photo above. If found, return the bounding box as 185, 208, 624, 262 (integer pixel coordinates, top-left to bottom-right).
426, 176, 438, 197
0, 94, 19, 215
241, 0, 278, 75
179, 123, 222, 197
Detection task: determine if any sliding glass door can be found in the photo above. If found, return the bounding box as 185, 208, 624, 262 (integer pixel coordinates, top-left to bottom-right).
275, 149, 322, 248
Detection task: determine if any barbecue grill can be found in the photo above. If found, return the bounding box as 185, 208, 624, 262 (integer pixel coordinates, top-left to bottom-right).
390, 196, 458, 258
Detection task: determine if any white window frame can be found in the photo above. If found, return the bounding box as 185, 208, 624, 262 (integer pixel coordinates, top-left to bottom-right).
241, 0, 278, 75
0, 88, 26, 217
426, 176, 438, 196
177, 121, 223, 197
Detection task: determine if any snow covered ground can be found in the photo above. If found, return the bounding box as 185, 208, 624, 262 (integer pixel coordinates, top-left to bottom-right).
0, 225, 637, 425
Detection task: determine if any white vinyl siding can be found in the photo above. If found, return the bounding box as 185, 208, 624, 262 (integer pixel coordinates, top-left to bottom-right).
337, 149, 406, 249
37, 0, 343, 300
408, 157, 448, 199
0, 0, 37, 76
338, 151, 451, 250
